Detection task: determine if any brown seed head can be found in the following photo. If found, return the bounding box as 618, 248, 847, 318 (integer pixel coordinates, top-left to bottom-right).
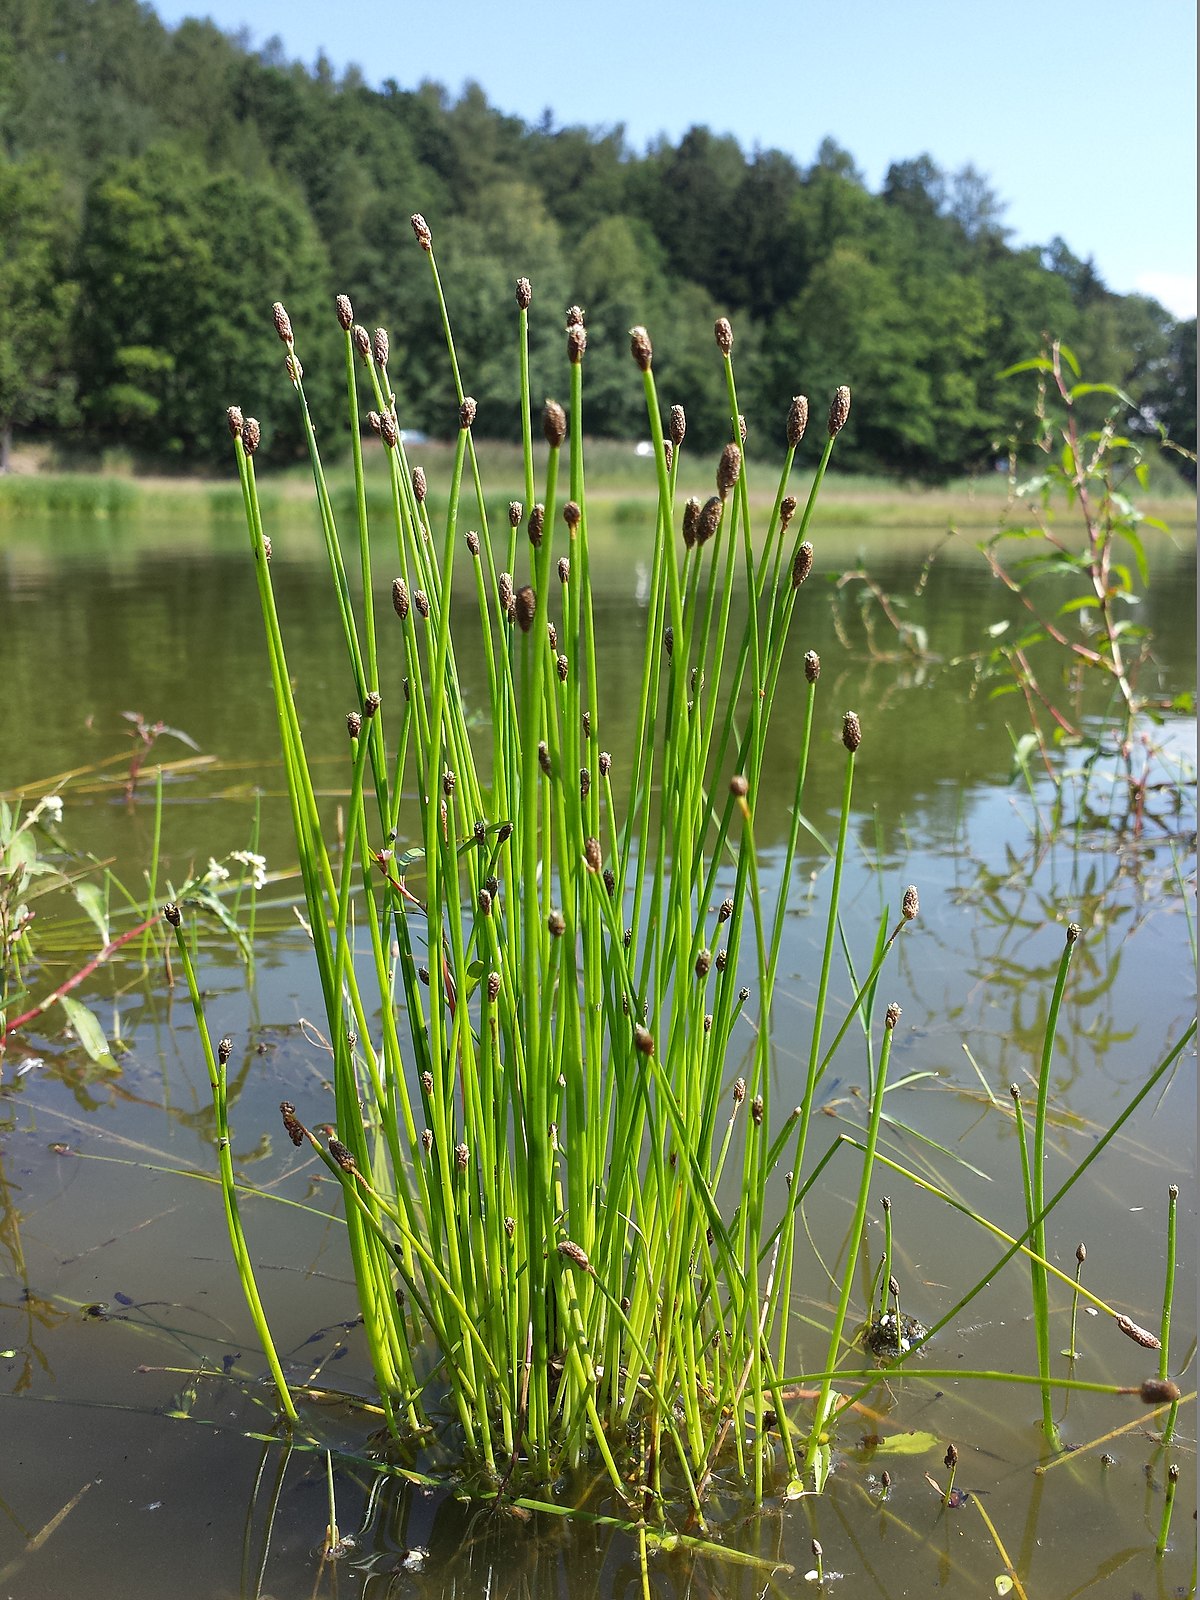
584, 836, 602, 873
663, 439, 673, 473
579, 766, 590, 798
1067, 922, 1082, 945
487, 971, 501, 1002
695, 948, 711, 978
792, 541, 814, 587
717, 442, 742, 500
543, 399, 567, 448
565, 304, 585, 327
392, 578, 409, 620
515, 277, 532, 310
421, 1128, 433, 1153
718, 896, 734, 923
366, 410, 381, 433
558, 555, 570, 582
285, 352, 303, 385
328, 1138, 357, 1174
413, 588, 430, 619
696, 495, 722, 547
280, 1101, 306, 1146
1116, 1314, 1161, 1349
379, 414, 399, 449
261, 536, 272, 561
944, 1443, 958, 1470
730, 774, 749, 799
885, 1002, 901, 1030
780, 493, 798, 529
335, 293, 353, 330
670, 404, 686, 448
804, 650, 821, 683
498, 572, 515, 617
787, 395, 809, 449
455, 1142, 469, 1171
663, 624, 673, 658
603, 866, 615, 895
733, 1077, 746, 1104
902, 885, 919, 921
352, 323, 371, 359
842, 711, 862, 753
217, 1035, 232, 1065
537, 740, 552, 776
272, 302, 293, 347
478, 887, 492, 917
508, 500, 522, 528
751, 1095, 764, 1126
410, 213, 433, 250
682, 496, 701, 549
442, 768, 455, 795
1076, 1241, 1087, 1264
633, 1023, 654, 1055
514, 585, 536, 633
558, 1239, 592, 1272
372, 327, 389, 366
466, 530, 480, 557
459, 396, 477, 430
556, 653, 568, 682
412, 465, 427, 503
714, 317, 733, 356
599, 750, 612, 776
1139, 1377, 1181, 1404
528, 503, 545, 547
567, 323, 587, 364
241, 417, 261, 456
226, 404, 244, 438
346, 710, 362, 739
828, 385, 851, 437
629, 325, 652, 371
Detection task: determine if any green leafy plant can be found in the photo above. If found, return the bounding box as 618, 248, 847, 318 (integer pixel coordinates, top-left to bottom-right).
979, 340, 1195, 832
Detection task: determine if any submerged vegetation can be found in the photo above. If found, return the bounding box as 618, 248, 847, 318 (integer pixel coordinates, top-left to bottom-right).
139, 215, 1196, 1583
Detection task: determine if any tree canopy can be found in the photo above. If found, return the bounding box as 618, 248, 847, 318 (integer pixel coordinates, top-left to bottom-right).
0, 0, 1192, 477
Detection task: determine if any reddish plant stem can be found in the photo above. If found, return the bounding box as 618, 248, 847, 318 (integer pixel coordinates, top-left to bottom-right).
1, 913, 161, 1045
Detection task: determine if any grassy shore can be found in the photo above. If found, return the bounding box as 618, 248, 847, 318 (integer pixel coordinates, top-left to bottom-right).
2, 436, 1194, 535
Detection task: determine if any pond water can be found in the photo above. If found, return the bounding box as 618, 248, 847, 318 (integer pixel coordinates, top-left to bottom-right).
0, 500, 1195, 1599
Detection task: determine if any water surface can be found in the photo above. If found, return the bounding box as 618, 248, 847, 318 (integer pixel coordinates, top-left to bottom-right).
0, 501, 1194, 1598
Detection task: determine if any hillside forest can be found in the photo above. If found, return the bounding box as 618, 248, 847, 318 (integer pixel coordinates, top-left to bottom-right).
1, 0, 1195, 478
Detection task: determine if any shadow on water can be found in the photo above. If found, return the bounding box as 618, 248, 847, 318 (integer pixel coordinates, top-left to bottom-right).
0, 508, 1194, 1597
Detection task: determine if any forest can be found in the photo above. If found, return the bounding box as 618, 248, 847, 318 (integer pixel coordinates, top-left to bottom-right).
1, 0, 1195, 477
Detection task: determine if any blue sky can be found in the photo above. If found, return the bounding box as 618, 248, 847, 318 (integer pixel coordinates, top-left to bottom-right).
153, 0, 1197, 318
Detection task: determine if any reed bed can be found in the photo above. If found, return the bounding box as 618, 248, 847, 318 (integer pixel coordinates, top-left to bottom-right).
188, 219, 1191, 1523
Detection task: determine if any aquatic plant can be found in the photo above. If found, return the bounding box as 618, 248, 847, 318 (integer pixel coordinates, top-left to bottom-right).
980, 340, 1196, 834
218, 238, 919, 1506
204, 228, 1193, 1538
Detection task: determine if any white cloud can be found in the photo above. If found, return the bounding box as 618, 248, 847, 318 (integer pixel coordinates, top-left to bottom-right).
1132, 272, 1196, 319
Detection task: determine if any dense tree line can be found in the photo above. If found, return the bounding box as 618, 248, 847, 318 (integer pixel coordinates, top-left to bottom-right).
0, 0, 1193, 477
